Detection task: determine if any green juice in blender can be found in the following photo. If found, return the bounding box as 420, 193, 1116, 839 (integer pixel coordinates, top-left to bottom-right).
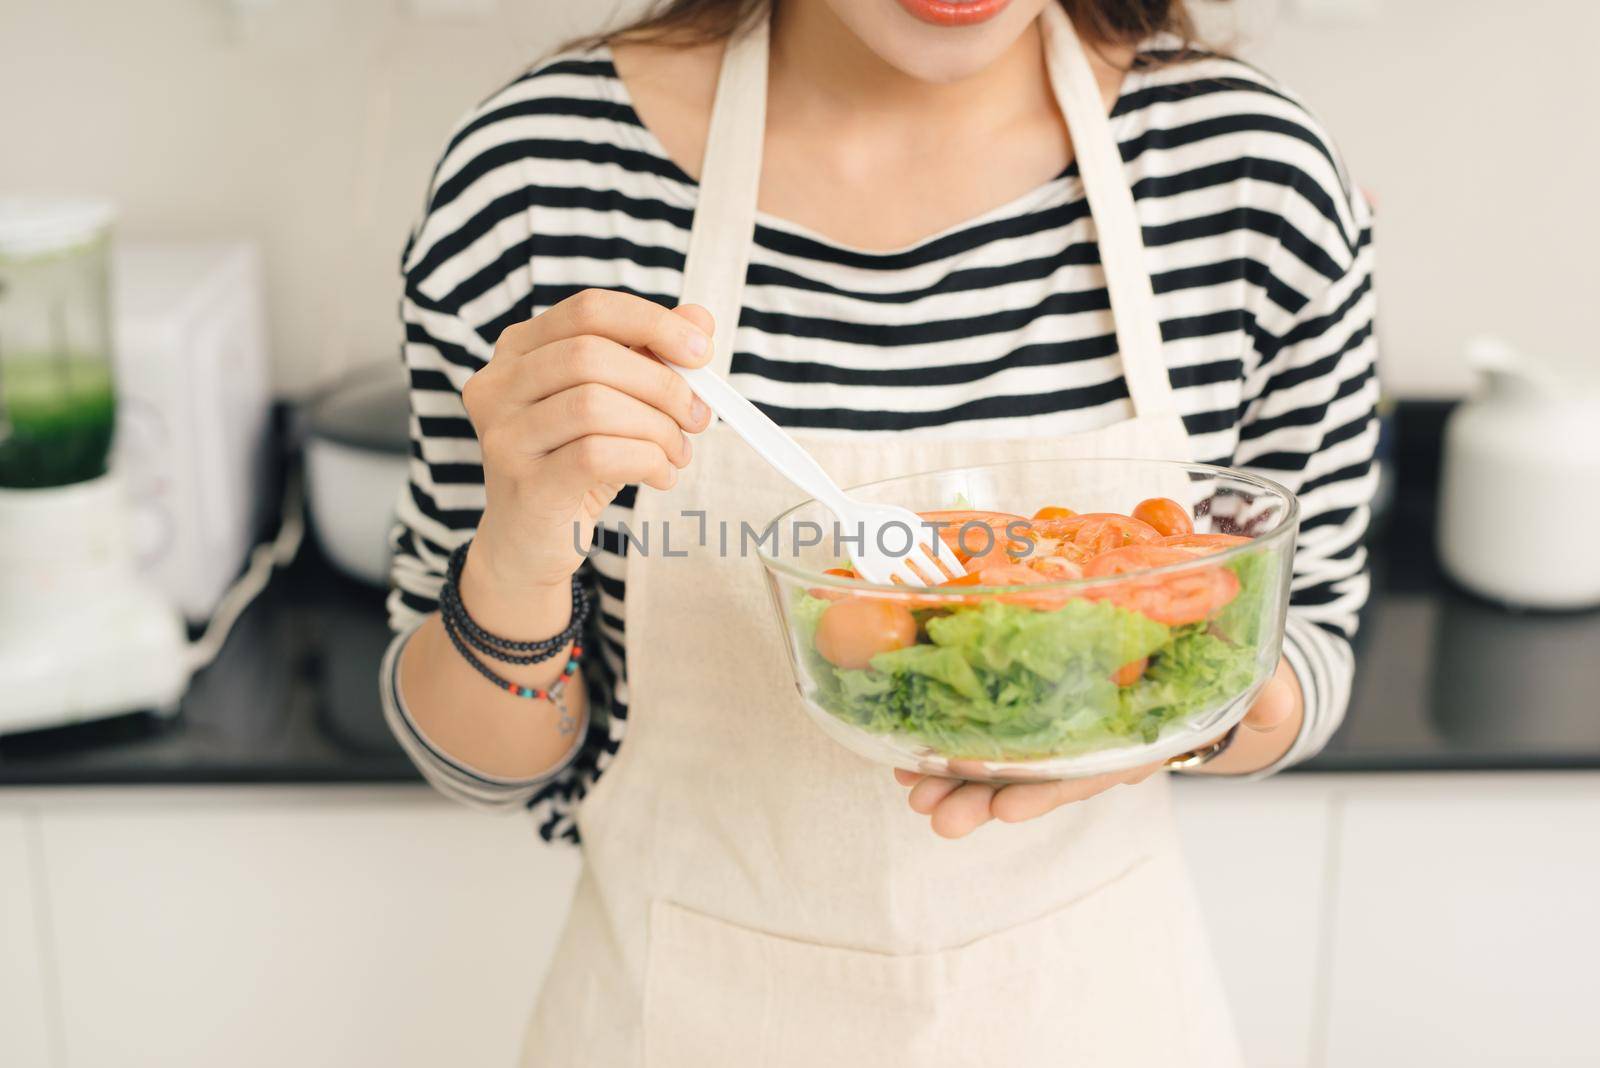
0, 354, 116, 488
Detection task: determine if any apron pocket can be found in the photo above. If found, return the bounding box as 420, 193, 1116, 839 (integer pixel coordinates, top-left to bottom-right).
641, 853, 1236, 1068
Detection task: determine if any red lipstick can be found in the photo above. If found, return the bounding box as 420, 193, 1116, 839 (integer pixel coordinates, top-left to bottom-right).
894, 0, 1014, 28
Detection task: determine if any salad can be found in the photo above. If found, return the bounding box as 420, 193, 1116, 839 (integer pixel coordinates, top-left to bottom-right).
791, 498, 1275, 762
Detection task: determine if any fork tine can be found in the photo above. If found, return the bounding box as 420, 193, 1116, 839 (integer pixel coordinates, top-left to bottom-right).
903, 544, 951, 587
885, 551, 935, 587
889, 560, 928, 587
921, 540, 961, 581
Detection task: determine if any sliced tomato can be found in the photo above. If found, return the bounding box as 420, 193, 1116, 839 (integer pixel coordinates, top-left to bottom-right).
1070, 514, 1162, 556
1151, 567, 1241, 625
1112, 657, 1148, 687
807, 567, 859, 600
872, 567, 987, 609
1157, 533, 1252, 557
1082, 545, 1194, 578
1088, 567, 1240, 626
917, 510, 1030, 563
1131, 497, 1194, 538
969, 563, 1074, 611
1029, 555, 1085, 581
1032, 505, 1077, 521
960, 547, 1010, 574
1028, 514, 1091, 539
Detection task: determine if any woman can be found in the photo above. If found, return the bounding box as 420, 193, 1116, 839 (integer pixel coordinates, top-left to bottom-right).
382, 0, 1376, 1062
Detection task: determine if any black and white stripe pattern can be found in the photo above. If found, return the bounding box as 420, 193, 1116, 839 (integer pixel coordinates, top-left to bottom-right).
384, 41, 1379, 842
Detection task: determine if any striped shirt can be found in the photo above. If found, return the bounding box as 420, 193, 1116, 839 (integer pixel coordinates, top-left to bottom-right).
383, 40, 1379, 843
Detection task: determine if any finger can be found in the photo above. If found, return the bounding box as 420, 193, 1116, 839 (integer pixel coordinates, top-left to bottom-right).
517, 335, 712, 433
944, 758, 993, 780
892, 768, 924, 788
513, 383, 693, 467
1120, 760, 1166, 786
908, 775, 963, 815
930, 782, 996, 839
499, 289, 713, 369
990, 770, 1127, 823
670, 303, 715, 339
545, 435, 678, 493
1242, 665, 1297, 733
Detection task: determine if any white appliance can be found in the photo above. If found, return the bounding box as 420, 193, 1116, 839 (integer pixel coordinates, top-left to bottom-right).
0, 476, 189, 731
112, 242, 272, 620
1437, 338, 1600, 610
0, 201, 189, 733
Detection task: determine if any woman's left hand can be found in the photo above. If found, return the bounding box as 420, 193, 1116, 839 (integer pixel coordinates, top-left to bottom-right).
893, 657, 1304, 838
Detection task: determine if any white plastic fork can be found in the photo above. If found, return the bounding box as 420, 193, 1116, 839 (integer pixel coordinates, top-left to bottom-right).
672, 364, 956, 586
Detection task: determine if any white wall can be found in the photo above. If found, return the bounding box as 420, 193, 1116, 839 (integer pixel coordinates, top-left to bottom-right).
3, 0, 1594, 398
0, 0, 638, 397
1222, 0, 1600, 397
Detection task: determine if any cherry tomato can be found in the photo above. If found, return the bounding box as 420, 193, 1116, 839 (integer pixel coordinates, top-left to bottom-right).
1157, 533, 1251, 557
1032, 505, 1077, 521
807, 567, 858, 600
1131, 497, 1194, 538
814, 599, 917, 670
1111, 657, 1148, 687
1082, 545, 1193, 578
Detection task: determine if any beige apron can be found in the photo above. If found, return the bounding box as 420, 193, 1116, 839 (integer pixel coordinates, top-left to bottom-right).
525, 7, 1242, 1065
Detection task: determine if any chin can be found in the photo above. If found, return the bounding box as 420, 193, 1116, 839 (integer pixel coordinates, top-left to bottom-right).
826, 0, 1052, 84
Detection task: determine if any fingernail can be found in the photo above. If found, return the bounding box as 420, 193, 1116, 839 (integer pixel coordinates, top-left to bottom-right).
686, 331, 709, 359
690, 396, 711, 424
680, 433, 693, 464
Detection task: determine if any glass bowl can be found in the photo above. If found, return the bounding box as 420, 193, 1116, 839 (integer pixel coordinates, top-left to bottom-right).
757, 458, 1298, 782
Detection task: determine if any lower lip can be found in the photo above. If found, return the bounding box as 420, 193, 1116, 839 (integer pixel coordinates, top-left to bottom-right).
893, 0, 1013, 28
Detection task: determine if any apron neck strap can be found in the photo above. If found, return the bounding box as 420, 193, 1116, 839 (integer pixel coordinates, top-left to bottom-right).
679, 18, 770, 378
679, 4, 1177, 417
1038, 4, 1175, 417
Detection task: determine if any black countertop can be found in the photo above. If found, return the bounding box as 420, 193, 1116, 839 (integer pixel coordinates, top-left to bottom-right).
3, 402, 1598, 786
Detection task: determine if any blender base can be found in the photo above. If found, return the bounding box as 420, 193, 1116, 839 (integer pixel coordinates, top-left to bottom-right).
0, 474, 189, 735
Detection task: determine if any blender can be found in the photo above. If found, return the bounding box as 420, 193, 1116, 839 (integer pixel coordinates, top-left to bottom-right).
0, 199, 187, 733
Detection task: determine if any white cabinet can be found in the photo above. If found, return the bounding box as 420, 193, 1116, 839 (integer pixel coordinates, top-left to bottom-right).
1322, 783, 1600, 1067
31, 789, 577, 1068
0, 810, 56, 1068
1174, 778, 1334, 1068
7, 774, 1598, 1067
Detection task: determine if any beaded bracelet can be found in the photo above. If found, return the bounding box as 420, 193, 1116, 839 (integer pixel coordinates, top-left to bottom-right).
440, 612, 585, 703
440, 541, 590, 665
439, 540, 591, 704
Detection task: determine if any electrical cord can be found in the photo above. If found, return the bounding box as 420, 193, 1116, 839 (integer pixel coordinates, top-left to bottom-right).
182, 468, 306, 677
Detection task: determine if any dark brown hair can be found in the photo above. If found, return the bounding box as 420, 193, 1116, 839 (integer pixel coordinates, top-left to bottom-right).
596, 0, 1207, 52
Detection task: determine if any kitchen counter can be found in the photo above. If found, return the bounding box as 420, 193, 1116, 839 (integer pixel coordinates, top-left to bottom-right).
3, 402, 1598, 785
1301, 401, 1600, 772
0, 537, 412, 785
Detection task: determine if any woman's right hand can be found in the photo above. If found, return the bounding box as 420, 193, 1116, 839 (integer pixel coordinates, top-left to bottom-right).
461, 290, 715, 592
